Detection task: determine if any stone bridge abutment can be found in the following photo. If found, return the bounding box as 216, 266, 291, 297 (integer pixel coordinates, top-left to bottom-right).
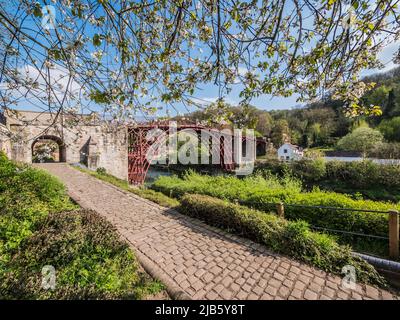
0, 110, 128, 180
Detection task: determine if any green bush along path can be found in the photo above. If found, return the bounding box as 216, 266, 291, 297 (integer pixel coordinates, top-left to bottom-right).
152, 171, 399, 257
0, 154, 164, 299
38, 163, 398, 300
179, 194, 385, 286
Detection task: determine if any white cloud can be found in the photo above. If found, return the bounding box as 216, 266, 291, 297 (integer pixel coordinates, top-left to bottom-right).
0, 63, 82, 106
361, 41, 400, 76
232, 66, 249, 84
191, 96, 238, 106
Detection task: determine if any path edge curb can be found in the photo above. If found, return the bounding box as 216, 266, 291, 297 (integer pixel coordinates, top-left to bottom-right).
132, 249, 192, 300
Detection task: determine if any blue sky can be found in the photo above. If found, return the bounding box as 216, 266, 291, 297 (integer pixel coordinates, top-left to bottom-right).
10, 43, 399, 117
161, 40, 400, 116
154, 0, 400, 116
164, 1, 400, 115
3, 1, 399, 117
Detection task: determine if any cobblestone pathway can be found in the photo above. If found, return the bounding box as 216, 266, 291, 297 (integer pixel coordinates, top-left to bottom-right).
38, 163, 398, 300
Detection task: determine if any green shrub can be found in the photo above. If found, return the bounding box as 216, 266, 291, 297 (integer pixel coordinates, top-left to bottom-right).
291, 159, 326, 182
257, 158, 400, 190
255, 159, 289, 176
368, 142, 400, 159
277, 191, 389, 237
152, 171, 398, 239
325, 160, 400, 189
0, 154, 77, 272
0, 210, 163, 299
179, 194, 385, 286
377, 117, 400, 142
336, 127, 384, 155
96, 167, 107, 175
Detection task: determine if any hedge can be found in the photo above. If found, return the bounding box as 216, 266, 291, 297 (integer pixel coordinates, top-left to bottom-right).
0, 210, 163, 299
179, 194, 385, 286
0, 152, 77, 270
324, 160, 400, 189
0, 153, 164, 299
151, 171, 399, 239
255, 158, 400, 190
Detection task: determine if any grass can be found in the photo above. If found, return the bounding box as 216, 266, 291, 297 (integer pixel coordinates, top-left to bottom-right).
71, 165, 179, 208
151, 170, 399, 259
1, 209, 165, 299
0, 153, 165, 299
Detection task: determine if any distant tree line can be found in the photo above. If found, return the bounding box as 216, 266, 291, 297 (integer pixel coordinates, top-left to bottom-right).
176, 66, 400, 156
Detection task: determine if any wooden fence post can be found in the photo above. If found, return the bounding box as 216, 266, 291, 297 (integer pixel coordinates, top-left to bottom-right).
389, 210, 399, 260
276, 203, 285, 218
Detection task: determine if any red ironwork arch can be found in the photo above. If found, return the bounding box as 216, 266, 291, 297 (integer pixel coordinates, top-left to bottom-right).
127, 123, 240, 185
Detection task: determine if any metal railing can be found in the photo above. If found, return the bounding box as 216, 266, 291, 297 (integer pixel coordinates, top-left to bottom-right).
237, 200, 399, 259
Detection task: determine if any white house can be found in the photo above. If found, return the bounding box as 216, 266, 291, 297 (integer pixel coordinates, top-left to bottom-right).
277, 143, 304, 161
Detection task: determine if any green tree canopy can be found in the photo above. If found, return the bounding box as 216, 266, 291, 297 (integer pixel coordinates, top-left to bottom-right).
378, 117, 400, 142
337, 126, 384, 155
271, 119, 290, 146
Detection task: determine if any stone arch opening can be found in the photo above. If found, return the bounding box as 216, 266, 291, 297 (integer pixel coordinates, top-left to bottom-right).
31, 135, 66, 163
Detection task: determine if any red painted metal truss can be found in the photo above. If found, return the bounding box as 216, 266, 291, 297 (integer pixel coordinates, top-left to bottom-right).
128, 122, 256, 185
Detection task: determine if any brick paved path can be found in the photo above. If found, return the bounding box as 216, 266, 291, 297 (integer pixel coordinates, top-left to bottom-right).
38, 163, 398, 300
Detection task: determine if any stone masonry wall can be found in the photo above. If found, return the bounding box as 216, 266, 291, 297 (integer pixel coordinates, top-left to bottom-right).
0, 124, 12, 158
5, 110, 128, 180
